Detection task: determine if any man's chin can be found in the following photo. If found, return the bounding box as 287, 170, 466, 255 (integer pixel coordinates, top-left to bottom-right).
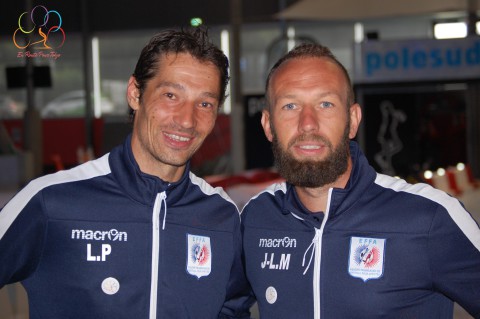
290, 156, 325, 165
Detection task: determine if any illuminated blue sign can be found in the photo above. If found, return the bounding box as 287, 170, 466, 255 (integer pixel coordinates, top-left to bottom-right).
354, 37, 480, 83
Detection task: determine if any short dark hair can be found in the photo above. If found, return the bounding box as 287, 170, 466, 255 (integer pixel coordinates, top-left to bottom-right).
265, 43, 354, 109
131, 27, 229, 114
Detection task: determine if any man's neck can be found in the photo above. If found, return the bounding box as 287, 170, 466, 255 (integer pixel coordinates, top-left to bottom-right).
295, 159, 352, 213
131, 137, 185, 183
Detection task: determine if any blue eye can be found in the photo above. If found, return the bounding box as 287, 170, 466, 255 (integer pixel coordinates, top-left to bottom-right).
320, 102, 333, 108
283, 103, 296, 110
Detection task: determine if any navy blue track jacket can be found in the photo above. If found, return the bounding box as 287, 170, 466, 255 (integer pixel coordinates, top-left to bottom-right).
241, 141, 480, 319
0, 135, 251, 319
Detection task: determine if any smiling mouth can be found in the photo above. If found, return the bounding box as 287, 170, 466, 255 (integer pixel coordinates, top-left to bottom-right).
299, 145, 321, 150
164, 132, 191, 142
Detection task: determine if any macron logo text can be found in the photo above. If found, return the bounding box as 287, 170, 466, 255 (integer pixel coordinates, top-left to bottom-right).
71, 229, 128, 242
259, 237, 296, 248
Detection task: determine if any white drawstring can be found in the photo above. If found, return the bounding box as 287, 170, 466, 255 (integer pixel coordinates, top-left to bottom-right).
302, 232, 319, 275
150, 191, 167, 318
159, 192, 167, 230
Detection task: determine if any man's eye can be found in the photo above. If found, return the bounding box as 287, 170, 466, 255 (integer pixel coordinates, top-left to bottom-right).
200, 102, 214, 108
320, 102, 333, 108
282, 103, 295, 110
164, 93, 175, 99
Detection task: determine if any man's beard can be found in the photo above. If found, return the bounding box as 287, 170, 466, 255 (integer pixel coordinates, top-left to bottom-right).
271, 122, 351, 188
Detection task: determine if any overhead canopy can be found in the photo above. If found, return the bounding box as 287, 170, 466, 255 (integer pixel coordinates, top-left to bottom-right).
277, 0, 479, 20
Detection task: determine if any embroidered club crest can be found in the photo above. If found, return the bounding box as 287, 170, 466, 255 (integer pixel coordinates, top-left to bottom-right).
186, 234, 212, 279
348, 236, 386, 282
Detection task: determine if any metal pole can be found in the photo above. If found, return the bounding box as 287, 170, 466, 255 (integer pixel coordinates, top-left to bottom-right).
467, 0, 478, 36
230, 0, 245, 173
81, 0, 94, 151
23, 0, 43, 177
466, 0, 479, 177
25, 0, 34, 114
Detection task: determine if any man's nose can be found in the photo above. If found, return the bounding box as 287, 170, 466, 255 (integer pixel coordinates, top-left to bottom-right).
299, 106, 319, 133
173, 103, 195, 128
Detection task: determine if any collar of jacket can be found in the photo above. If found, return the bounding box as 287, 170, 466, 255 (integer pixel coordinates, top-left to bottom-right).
280, 141, 377, 218
108, 134, 190, 206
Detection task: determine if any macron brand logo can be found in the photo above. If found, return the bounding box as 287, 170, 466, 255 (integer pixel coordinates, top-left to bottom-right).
259, 237, 296, 248
71, 228, 128, 242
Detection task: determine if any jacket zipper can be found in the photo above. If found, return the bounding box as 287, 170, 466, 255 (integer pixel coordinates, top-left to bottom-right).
313, 188, 332, 319
149, 191, 167, 319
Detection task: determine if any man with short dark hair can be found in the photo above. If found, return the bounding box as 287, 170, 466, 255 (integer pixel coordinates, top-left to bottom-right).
241, 43, 480, 318
0, 28, 251, 318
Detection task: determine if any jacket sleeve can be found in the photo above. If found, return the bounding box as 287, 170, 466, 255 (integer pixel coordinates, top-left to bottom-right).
218, 210, 255, 319
0, 188, 47, 288
428, 201, 480, 317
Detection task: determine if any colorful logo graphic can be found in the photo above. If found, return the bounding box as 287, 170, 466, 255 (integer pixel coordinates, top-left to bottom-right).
186, 234, 212, 279
348, 236, 386, 282
191, 242, 210, 265
13, 5, 65, 52
353, 244, 380, 268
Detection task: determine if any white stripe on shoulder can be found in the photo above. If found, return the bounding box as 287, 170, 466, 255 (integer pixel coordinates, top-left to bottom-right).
375, 173, 480, 251
241, 182, 287, 213
189, 172, 239, 211
0, 154, 111, 240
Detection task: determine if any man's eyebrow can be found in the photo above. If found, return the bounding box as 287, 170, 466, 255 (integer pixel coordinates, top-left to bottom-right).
157, 81, 219, 100
157, 81, 184, 91
202, 91, 220, 100
276, 93, 297, 100
276, 91, 341, 100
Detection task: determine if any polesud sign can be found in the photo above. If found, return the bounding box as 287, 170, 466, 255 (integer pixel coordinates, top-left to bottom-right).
354, 37, 480, 83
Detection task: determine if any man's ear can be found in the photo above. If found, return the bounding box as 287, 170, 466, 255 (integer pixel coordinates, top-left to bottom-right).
127, 76, 140, 111
261, 110, 273, 142
348, 103, 362, 139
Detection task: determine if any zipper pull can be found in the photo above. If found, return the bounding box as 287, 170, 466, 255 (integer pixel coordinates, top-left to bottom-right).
154, 192, 166, 230
159, 192, 167, 230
